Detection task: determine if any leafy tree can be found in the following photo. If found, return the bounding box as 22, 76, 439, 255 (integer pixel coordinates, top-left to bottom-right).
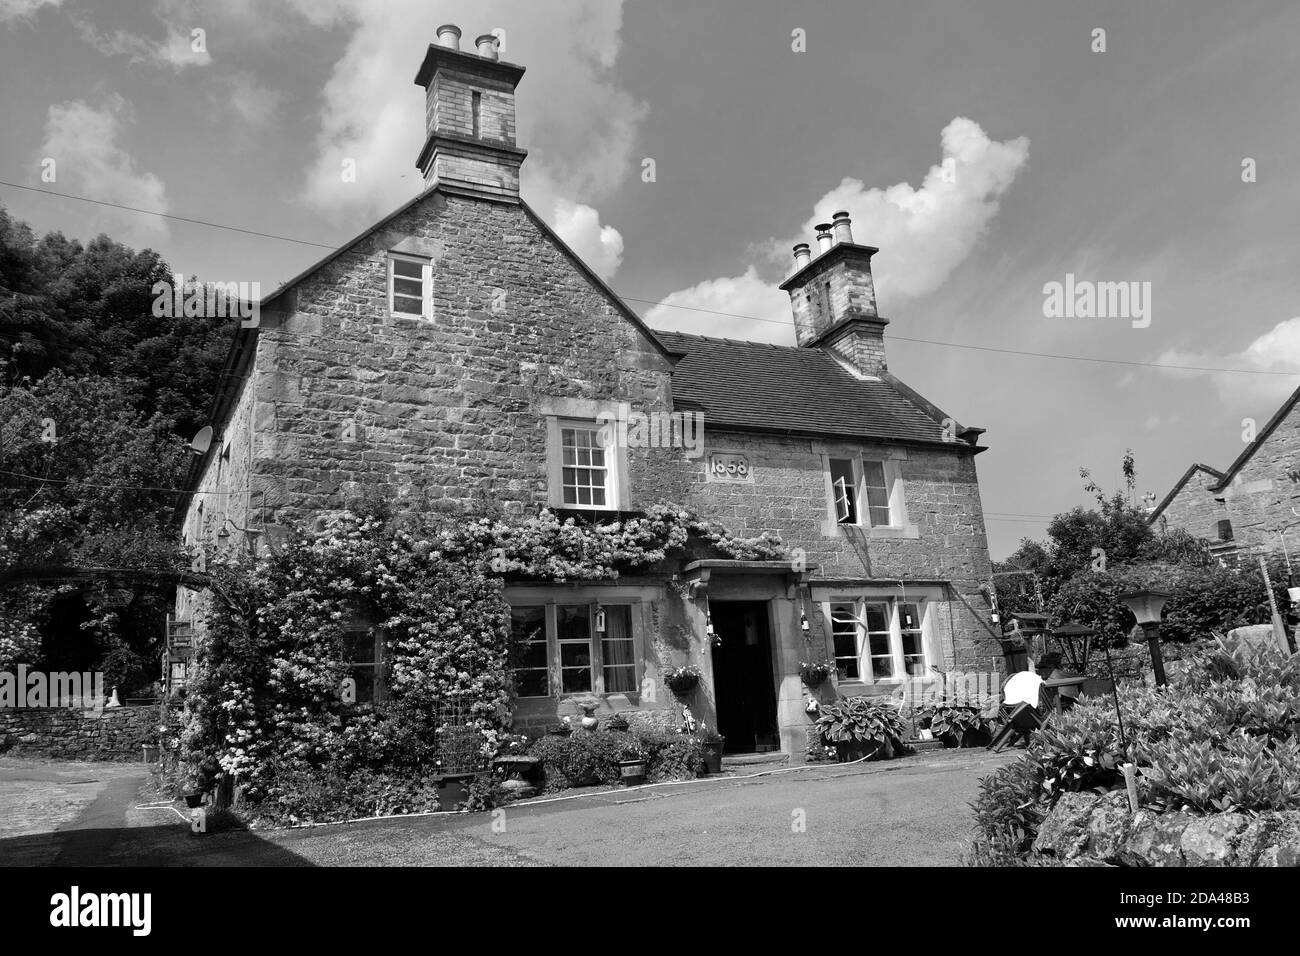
0, 372, 188, 691
0, 205, 231, 439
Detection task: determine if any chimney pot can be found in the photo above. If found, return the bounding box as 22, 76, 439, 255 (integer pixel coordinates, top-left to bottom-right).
436, 24, 462, 49
475, 34, 499, 59
793, 243, 812, 270
832, 210, 854, 245
815, 223, 834, 253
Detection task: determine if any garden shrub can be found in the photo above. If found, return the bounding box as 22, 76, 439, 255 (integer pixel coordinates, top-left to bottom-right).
970, 640, 1300, 863
804, 724, 837, 762
916, 704, 998, 748
968, 757, 1047, 864
528, 726, 707, 790
529, 731, 626, 789
1048, 559, 1287, 649
635, 726, 705, 780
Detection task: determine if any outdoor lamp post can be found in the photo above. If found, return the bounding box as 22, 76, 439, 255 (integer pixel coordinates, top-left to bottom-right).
1050, 621, 1094, 674
1118, 588, 1172, 687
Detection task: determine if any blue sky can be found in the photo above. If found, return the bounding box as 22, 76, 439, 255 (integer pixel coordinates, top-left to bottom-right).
3, 0, 1300, 559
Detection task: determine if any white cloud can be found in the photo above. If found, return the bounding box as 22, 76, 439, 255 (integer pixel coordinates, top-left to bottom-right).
647, 118, 1029, 341
645, 267, 794, 344
74, 18, 211, 69
293, 0, 643, 278
1156, 316, 1300, 407
38, 97, 170, 244
0, 0, 63, 25
550, 199, 623, 280
216, 71, 282, 127
791, 118, 1029, 303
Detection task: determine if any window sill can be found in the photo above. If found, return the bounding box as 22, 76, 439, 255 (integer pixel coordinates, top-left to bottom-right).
821, 521, 919, 540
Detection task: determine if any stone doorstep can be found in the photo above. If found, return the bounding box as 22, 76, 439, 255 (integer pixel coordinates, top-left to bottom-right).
908, 738, 946, 753
721, 752, 790, 769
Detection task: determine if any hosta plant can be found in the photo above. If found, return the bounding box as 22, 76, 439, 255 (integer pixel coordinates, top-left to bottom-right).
814, 695, 909, 759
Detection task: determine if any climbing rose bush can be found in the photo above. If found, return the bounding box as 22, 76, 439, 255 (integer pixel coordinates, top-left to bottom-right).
179, 502, 786, 818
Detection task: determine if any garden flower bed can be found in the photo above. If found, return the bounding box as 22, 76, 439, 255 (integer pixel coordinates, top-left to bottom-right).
969, 636, 1300, 866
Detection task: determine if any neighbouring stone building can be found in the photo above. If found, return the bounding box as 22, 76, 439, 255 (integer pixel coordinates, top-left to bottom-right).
174, 25, 1000, 757
1150, 386, 1300, 564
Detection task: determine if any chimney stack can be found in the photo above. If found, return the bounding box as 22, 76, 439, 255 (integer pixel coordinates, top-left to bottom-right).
832, 210, 854, 245
436, 24, 461, 49
815, 223, 834, 253
780, 220, 886, 375
414, 25, 527, 200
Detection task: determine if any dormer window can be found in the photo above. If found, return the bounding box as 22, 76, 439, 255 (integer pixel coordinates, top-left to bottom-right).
388, 253, 431, 319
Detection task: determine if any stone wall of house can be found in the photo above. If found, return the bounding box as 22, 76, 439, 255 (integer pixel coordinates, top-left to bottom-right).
175, 357, 256, 628
246, 192, 692, 528
0, 705, 157, 761
1218, 407, 1300, 553
1155, 468, 1227, 543
683, 428, 1001, 675
1033, 790, 1300, 866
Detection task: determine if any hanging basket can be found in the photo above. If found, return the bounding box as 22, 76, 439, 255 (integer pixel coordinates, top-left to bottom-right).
798, 661, 831, 687
663, 666, 702, 697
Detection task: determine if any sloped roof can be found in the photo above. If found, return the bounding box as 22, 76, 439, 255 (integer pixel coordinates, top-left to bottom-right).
1148, 383, 1300, 524
1147, 462, 1226, 523
655, 331, 965, 446
1208, 384, 1300, 492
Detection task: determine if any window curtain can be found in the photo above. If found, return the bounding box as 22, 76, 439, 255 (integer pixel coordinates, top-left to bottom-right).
601, 606, 636, 693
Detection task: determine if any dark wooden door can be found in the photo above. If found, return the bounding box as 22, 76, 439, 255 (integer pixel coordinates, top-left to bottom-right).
709, 601, 778, 753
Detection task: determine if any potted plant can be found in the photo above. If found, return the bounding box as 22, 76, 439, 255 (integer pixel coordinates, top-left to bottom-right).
618, 743, 648, 785
813, 695, 909, 762
606, 714, 629, 732
698, 726, 725, 774
798, 660, 831, 688
664, 665, 702, 697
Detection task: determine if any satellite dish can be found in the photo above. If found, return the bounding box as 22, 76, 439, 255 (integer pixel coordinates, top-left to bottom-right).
190, 426, 213, 456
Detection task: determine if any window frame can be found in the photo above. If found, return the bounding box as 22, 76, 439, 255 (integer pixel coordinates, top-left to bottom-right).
388, 252, 432, 320
548, 417, 621, 511
825, 597, 930, 684
340, 625, 384, 705
509, 605, 550, 699
503, 598, 642, 700
824, 453, 905, 531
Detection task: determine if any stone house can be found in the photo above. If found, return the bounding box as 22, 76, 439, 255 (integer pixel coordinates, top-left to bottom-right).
175, 25, 1000, 757
1150, 386, 1300, 565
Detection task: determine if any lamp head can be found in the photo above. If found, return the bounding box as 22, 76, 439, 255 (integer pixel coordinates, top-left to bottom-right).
1117, 588, 1172, 627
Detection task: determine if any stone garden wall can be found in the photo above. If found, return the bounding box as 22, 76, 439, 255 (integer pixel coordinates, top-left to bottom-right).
0, 705, 157, 761
1033, 790, 1300, 867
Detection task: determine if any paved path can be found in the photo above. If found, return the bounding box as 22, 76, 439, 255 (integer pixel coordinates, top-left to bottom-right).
2, 749, 1014, 866
0, 758, 150, 866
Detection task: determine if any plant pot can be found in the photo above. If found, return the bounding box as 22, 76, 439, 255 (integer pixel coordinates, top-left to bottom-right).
580, 715, 600, 730
835, 739, 886, 762
183, 792, 204, 809
433, 773, 477, 811
701, 738, 725, 774
618, 759, 647, 786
